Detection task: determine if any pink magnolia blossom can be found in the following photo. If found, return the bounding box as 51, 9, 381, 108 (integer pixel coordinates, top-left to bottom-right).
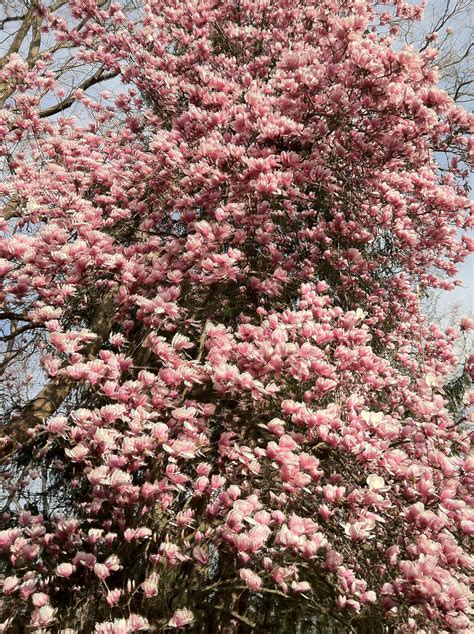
55, 563, 75, 578
168, 609, 194, 628
31, 593, 49, 608
239, 568, 263, 592
106, 590, 121, 607
30, 606, 56, 628
93, 564, 110, 581
141, 573, 159, 598
2, 577, 19, 595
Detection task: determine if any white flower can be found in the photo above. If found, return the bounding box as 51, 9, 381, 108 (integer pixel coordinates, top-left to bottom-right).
425, 373, 438, 387
366, 474, 385, 491
26, 199, 41, 212
344, 519, 376, 541
361, 411, 383, 426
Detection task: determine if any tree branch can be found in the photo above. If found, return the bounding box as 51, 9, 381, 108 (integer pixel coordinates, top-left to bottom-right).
0, 291, 116, 459
39, 69, 119, 118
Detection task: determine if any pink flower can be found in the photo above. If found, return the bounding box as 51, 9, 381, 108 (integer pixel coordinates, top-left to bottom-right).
344, 519, 376, 541
47, 416, 68, 434
460, 317, 474, 331
2, 576, 19, 595
19, 578, 36, 599
106, 589, 121, 607
74, 552, 97, 568
361, 591, 377, 604
323, 484, 346, 503
94, 563, 110, 580
292, 581, 311, 593
248, 524, 271, 551
239, 568, 263, 592
30, 605, 56, 628
168, 608, 194, 628
105, 555, 121, 571
135, 526, 152, 540
0, 529, 20, 549
142, 573, 159, 598
31, 592, 49, 608
193, 546, 209, 565
56, 563, 75, 578
127, 614, 149, 631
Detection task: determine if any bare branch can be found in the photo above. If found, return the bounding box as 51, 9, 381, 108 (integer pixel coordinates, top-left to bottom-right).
0, 2, 36, 70
39, 69, 119, 118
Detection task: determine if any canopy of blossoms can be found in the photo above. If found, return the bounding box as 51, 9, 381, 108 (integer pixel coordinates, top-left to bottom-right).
0, 0, 472, 631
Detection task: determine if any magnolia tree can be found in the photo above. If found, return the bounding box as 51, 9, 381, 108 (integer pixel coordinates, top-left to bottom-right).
0, 0, 473, 632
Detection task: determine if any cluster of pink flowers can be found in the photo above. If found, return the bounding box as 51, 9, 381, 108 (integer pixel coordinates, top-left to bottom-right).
0, 0, 472, 631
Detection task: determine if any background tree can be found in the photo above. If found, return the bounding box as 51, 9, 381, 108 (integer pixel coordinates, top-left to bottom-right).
398, 0, 473, 103
0, 0, 472, 632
